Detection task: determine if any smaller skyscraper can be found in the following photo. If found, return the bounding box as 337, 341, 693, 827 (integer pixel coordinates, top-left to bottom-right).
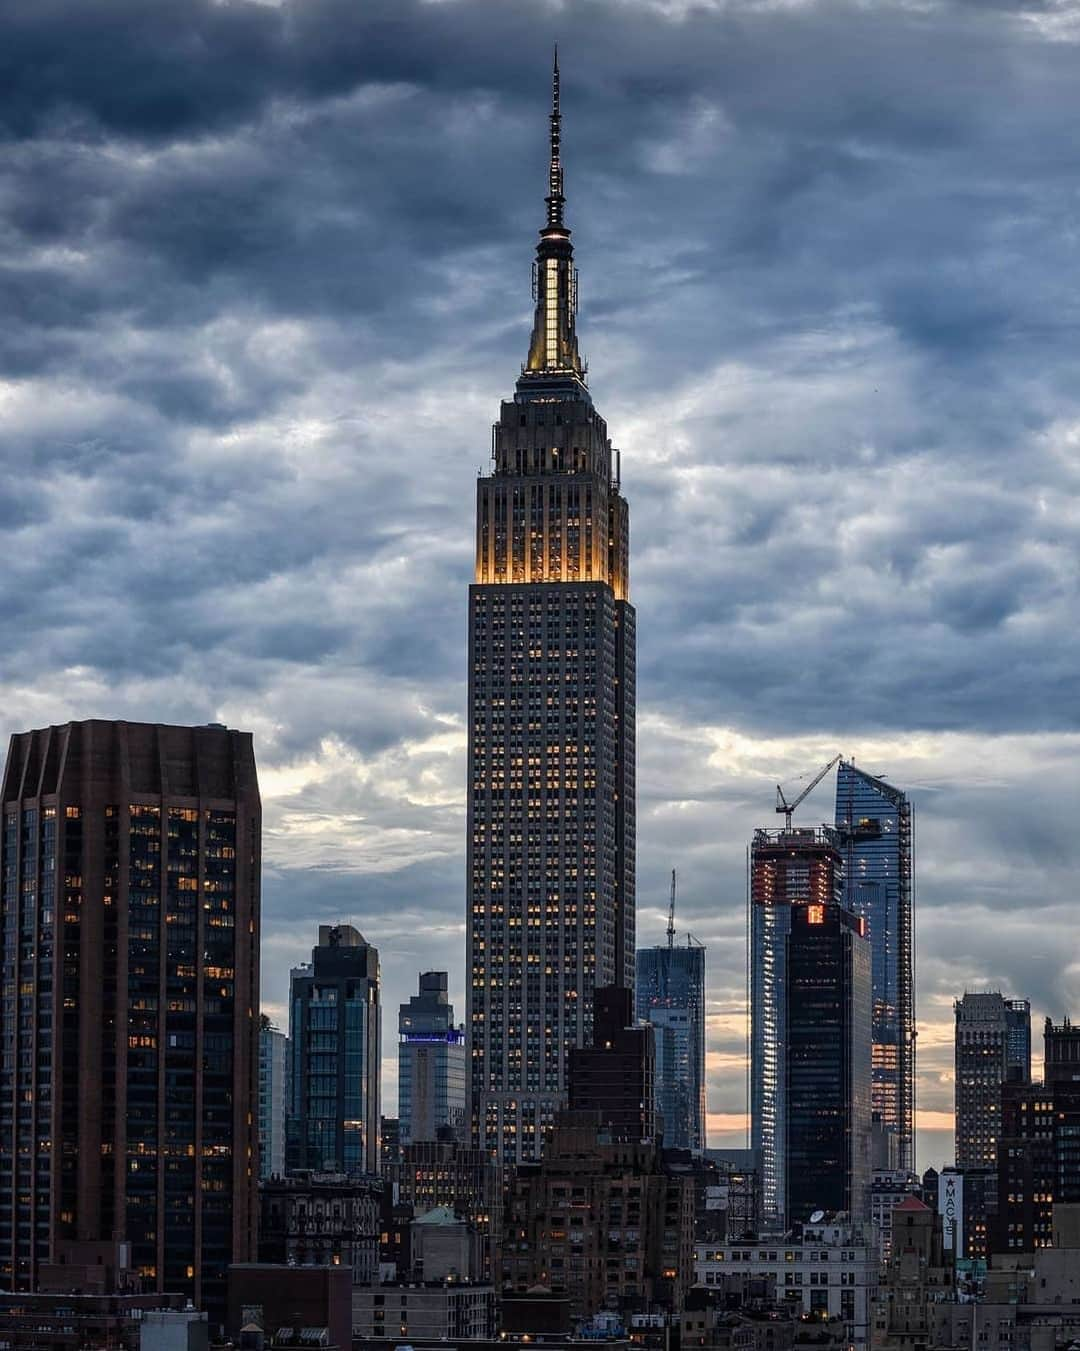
1006, 998, 1033, 1081
568, 986, 657, 1141
953, 990, 1030, 1259
259, 1017, 290, 1181
750, 825, 844, 1225
398, 971, 467, 1146
289, 925, 380, 1175
785, 901, 872, 1223
954, 991, 1027, 1169
636, 904, 706, 1151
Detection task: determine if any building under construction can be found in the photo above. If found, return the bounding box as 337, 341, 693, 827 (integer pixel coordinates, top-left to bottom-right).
636, 873, 706, 1151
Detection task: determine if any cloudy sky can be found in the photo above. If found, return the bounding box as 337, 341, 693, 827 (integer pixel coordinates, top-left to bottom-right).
4, 0, 1080, 1171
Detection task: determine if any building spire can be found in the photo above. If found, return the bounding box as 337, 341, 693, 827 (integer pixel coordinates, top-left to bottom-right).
547, 48, 564, 230
522, 47, 585, 386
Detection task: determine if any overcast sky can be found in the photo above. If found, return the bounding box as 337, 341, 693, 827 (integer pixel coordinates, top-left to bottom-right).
3, 0, 1080, 1171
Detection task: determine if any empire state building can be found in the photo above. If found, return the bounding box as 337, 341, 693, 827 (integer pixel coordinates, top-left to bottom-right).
466, 58, 636, 1165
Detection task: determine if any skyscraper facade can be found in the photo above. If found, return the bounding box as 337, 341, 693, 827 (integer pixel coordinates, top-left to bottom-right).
0, 720, 261, 1315
289, 925, 381, 1176
834, 762, 914, 1170
1006, 998, 1032, 1082
954, 991, 1026, 1169
954, 990, 1030, 1259
750, 825, 843, 1225
259, 1017, 289, 1181
635, 942, 706, 1151
466, 59, 635, 1165
398, 971, 467, 1146
785, 901, 872, 1223
568, 985, 656, 1141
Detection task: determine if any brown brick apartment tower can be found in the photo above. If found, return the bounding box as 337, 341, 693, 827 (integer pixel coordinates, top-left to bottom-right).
0, 720, 260, 1320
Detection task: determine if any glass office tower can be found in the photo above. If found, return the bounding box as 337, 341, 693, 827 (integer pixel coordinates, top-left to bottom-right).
636, 943, 706, 1150
750, 826, 843, 1225
785, 902, 872, 1223
289, 925, 381, 1175
834, 762, 914, 1170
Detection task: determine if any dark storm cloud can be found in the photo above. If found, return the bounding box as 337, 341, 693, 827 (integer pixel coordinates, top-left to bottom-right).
3, 0, 1080, 1159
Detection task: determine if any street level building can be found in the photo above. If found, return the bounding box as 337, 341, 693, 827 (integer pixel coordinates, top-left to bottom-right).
834, 763, 914, 1171
0, 720, 261, 1319
869, 1196, 953, 1351
500, 1110, 693, 1318
750, 827, 844, 1226
258, 1171, 381, 1285
466, 57, 636, 1165
289, 925, 381, 1175
384, 1136, 502, 1280
694, 1221, 878, 1351
398, 972, 466, 1146
870, 1171, 922, 1263
352, 1281, 495, 1340
636, 937, 707, 1151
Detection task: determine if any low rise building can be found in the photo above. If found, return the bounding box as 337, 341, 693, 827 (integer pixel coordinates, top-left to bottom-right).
226, 1263, 352, 1350
351, 1281, 495, 1340
0, 1291, 190, 1351
258, 1172, 381, 1284
870, 1196, 954, 1351
384, 1133, 502, 1277
870, 1172, 922, 1263
694, 1221, 877, 1351
500, 1110, 694, 1319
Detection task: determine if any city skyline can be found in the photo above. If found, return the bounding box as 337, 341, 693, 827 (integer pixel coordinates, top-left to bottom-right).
4, 0, 1080, 1175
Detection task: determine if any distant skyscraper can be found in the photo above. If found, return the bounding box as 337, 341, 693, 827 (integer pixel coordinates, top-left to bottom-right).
750, 825, 843, 1225
466, 57, 635, 1165
834, 762, 914, 1170
954, 990, 1030, 1259
785, 901, 872, 1223
259, 1017, 289, 1181
954, 991, 1026, 1169
636, 941, 706, 1151
1006, 998, 1032, 1081
289, 925, 380, 1175
398, 971, 466, 1145
0, 720, 261, 1316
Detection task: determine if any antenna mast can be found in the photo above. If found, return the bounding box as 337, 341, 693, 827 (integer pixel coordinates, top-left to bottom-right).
667, 868, 676, 949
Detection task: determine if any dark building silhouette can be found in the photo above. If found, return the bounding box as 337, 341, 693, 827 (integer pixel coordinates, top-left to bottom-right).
785, 902, 872, 1223
466, 56, 635, 1166
500, 1110, 693, 1318
750, 825, 844, 1224
834, 762, 914, 1171
568, 986, 655, 1141
288, 925, 380, 1176
994, 1017, 1080, 1255
0, 719, 261, 1318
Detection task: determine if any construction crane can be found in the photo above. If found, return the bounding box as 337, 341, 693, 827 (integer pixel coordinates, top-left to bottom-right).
667, 868, 676, 949
775, 754, 842, 830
